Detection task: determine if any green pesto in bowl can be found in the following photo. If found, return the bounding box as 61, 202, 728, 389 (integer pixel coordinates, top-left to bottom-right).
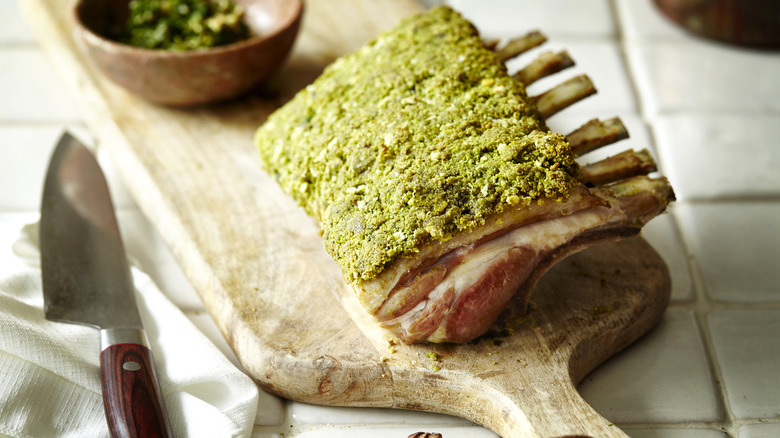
254, 6, 579, 283
117, 0, 250, 50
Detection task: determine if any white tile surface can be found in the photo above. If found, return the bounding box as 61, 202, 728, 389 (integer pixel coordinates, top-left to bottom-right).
2, 126, 136, 212
290, 403, 470, 425
5, 0, 780, 435
627, 41, 780, 115
653, 114, 780, 201
0, 126, 62, 212
0, 48, 83, 122
579, 309, 722, 423
626, 428, 727, 438
675, 202, 780, 302
118, 209, 204, 310
614, 0, 695, 41
94, 142, 140, 211
0, 0, 36, 44
449, 0, 616, 38
641, 211, 694, 302
740, 422, 780, 438
708, 309, 780, 419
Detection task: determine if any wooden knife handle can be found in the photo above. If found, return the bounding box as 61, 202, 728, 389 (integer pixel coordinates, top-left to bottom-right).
100, 343, 172, 438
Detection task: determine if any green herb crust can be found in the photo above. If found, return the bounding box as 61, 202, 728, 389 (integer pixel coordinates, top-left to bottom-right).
118, 0, 250, 50
254, 6, 579, 283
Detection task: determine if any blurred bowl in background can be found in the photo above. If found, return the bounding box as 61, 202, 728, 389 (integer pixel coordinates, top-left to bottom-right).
653, 0, 780, 49
74, 0, 303, 106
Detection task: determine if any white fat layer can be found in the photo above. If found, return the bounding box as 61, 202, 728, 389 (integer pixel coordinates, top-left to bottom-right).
380, 206, 617, 340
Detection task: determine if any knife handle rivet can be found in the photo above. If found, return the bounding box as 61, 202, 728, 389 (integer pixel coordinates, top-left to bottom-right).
122, 361, 142, 371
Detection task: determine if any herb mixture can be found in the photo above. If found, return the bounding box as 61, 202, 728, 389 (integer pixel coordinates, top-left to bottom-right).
254, 6, 579, 283
118, 0, 251, 50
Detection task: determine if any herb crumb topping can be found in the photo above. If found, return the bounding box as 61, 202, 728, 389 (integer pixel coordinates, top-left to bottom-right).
255, 6, 579, 283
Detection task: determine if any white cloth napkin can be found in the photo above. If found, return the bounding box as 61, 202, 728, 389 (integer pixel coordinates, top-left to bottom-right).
0, 223, 258, 438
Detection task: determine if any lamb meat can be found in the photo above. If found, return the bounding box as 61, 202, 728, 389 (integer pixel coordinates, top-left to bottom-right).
254, 6, 675, 343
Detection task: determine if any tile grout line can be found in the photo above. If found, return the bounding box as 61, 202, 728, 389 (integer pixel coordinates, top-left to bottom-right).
608, 1, 741, 435
0, 41, 39, 49
668, 200, 767, 436
0, 120, 87, 127
683, 235, 739, 436
13, 2, 775, 435
605, 0, 647, 128
682, 230, 780, 434
664, 86, 738, 438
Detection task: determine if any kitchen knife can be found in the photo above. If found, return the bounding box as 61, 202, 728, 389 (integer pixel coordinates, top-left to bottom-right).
40, 132, 172, 438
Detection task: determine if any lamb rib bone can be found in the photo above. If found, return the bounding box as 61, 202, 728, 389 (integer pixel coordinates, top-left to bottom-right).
513, 50, 575, 85
372, 175, 673, 343
253, 13, 675, 344
353, 31, 675, 343
567, 117, 630, 157
580, 148, 657, 186
494, 30, 547, 62
534, 74, 597, 118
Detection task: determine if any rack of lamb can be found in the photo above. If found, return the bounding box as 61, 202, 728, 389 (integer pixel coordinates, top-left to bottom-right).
254, 6, 675, 343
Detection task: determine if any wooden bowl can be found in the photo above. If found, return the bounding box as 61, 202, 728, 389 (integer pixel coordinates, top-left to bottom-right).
73, 0, 303, 106
653, 0, 780, 49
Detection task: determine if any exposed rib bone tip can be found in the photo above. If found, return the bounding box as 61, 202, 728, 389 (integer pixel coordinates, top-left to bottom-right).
534, 74, 597, 118
513, 50, 577, 85
496, 30, 547, 62
580, 148, 659, 186
567, 117, 630, 157
483, 38, 500, 50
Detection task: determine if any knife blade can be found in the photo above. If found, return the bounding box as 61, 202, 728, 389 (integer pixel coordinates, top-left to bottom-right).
40, 132, 172, 438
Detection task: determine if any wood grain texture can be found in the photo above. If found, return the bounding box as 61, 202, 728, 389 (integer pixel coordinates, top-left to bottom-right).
24, 1, 671, 436
100, 343, 172, 438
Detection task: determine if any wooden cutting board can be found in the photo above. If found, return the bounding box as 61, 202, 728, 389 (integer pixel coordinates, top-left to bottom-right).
24, 0, 671, 436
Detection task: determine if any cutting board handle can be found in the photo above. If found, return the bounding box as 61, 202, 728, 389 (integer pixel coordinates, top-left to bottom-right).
393, 358, 629, 438
493, 372, 628, 437
409, 363, 628, 438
